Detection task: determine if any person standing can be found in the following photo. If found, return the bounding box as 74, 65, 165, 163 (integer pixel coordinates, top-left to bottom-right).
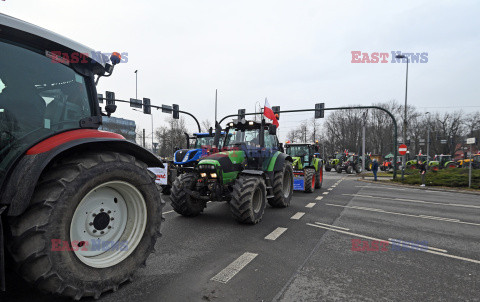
372, 159, 379, 181
419, 160, 427, 187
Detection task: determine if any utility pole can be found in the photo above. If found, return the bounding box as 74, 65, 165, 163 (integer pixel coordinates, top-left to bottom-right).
395, 54, 409, 181
215, 89, 218, 123
142, 128, 146, 148
426, 112, 430, 165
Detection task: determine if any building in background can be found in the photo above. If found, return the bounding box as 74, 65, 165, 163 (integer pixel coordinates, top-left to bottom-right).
100, 116, 136, 143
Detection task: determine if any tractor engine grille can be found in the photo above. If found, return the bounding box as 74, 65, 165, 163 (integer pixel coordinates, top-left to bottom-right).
175, 150, 189, 162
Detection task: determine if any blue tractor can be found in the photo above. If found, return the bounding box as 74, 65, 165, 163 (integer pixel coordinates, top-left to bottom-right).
174, 132, 225, 169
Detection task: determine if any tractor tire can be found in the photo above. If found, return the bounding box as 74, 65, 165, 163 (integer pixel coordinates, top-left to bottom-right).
355, 164, 363, 173
269, 162, 294, 208
446, 163, 456, 169
380, 166, 385, 171
7, 152, 163, 300
346, 166, 354, 174
336, 164, 342, 173
325, 166, 332, 172
304, 168, 315, 193
315, 169, 323, 189
170, 173, 206, 217
230, 176, 267, 224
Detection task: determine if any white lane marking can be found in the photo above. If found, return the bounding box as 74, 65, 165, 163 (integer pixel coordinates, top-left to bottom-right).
315, 196, 324, 201
305, 223, 480, 265
344, 193, 480, 209
291, 212, 305, 220
325, 203, 480, 227
305, 203, 316, 208
163, 210, 175, 214
211, 252, 258, 283
265, 227, 288, 240
328, 188, 333, 191
388, 238, 447, 253
323, 192, 329, 195
314, 222, 350, 231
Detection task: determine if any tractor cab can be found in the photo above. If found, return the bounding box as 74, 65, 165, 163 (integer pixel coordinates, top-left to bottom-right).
222, 119, 280, 170
429, 154, 456, 170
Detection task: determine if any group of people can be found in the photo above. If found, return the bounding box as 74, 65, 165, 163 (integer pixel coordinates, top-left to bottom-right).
371, 159, 427, 187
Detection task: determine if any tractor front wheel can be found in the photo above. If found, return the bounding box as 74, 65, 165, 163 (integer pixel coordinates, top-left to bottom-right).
315, 169, 323, 189
7, 152, 163, 300
230, 176, 267, 224
304, 168, 315, 193
346, 166, 354, 174
269, 162, 294, 208
170, 173, 206, 217
325, 166, 332, 172
355, 164, 363, 173
336, 164, 342, 173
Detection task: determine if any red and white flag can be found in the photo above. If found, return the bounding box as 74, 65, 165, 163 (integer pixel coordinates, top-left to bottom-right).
263, 98, 279, 127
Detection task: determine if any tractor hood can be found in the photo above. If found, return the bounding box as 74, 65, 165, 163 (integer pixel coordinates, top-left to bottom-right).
198, 150, 245, 172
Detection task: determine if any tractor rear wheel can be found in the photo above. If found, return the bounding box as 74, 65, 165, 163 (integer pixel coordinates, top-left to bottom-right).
170, 173, 206, 217
325, 166, 332, 172
355, 164, 363, 173
304, 168, 315, 193
268, 162, 294, 208
7, 152, 163, 300
336, 164, 342, 173
446, 163, 456, 169
346, 166, 354, 174
315, 169, 323, 189
230, 176, 266, 224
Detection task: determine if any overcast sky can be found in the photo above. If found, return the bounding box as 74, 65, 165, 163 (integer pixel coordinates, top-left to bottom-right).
2, 0, 479, 142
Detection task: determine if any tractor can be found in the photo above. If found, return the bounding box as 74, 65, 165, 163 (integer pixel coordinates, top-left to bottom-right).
406, 154, 430, 169
170, 119, 294, 224
285, 143, 323, 193
336, 154, 363, 174
325, 152, 347, 172
0, 14, 164, 299
173, 131, 225, 170
458, 154, 480, 169
428, 155, 457, 171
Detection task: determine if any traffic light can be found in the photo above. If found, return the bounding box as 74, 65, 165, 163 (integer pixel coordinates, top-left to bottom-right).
105, 91, 115, 105
238, 109, 245, 120
272, 106, 280, 120
315, 103, 325, 119
143, 98, 151, 114
173, 104, 179, 119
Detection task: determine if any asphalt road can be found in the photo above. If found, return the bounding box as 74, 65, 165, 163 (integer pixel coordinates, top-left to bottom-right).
1, 173, 479, 301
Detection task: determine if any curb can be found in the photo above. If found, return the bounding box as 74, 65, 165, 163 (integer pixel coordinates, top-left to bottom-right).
357, 178, 480, 196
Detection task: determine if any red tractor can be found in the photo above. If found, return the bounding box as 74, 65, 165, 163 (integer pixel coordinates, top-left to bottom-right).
0, 14, 164, 299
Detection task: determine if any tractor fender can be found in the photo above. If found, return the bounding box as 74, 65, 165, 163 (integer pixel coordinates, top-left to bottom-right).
272, 153, 293, 172
1, 135, 163, 217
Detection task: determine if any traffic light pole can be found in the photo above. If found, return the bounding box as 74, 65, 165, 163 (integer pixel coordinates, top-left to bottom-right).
219, 105, 399, 180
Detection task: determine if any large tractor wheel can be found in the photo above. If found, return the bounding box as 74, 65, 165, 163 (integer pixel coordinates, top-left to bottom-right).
446, 163, 457, 169
230, 176, 267, 224
325, 165, 332, 172
7, 152, 163, 300
170, 173, 206, 217
315, 169, 323, 189
304, 168, 315, 193
336, 164, 343, 173
346, 166, 354, 174
269, 162, 294, 208
355, 164, 363, 173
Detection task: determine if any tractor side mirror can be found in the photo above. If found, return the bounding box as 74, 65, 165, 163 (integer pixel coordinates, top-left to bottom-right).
268, 124, 277, 135
105, 104, 117, 116
279, 143, 284, 152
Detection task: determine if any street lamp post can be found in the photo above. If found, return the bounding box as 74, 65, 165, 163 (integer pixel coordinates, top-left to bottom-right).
395, 54, 409, 180
134, 70, 154, 152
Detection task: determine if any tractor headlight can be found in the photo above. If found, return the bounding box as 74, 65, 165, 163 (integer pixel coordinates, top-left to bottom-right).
210, 173, 217, 178
200, 173, 207, 178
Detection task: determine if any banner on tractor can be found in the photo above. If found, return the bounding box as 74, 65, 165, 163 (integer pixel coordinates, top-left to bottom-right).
148, 164, 168, 185
293, 172, 305, 191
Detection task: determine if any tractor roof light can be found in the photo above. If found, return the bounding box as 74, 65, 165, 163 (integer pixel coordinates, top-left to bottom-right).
229, 122, 234, 127
249, 121, 254, 125
110, 52, 122, 65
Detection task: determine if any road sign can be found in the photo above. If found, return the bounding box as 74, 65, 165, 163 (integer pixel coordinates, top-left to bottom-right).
466, 137, 476, 145
398, 144, 408, 155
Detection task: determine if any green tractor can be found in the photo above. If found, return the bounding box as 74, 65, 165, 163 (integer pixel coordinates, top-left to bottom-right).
170, 119, 294, 224
406, 154, 429, 169
428, 154, 457, 171
325, 152, 347, 172
285, 143, 323, 193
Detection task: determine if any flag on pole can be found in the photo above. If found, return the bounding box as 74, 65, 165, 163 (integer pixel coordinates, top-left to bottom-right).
263, 98, 279, 127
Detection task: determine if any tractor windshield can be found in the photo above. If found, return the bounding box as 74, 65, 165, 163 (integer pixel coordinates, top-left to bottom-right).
194, 136, 215, 149
0, 40, 93, 182
286, 145, 310, 164
335, 153, 344, 159
224, 129, 259, 147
